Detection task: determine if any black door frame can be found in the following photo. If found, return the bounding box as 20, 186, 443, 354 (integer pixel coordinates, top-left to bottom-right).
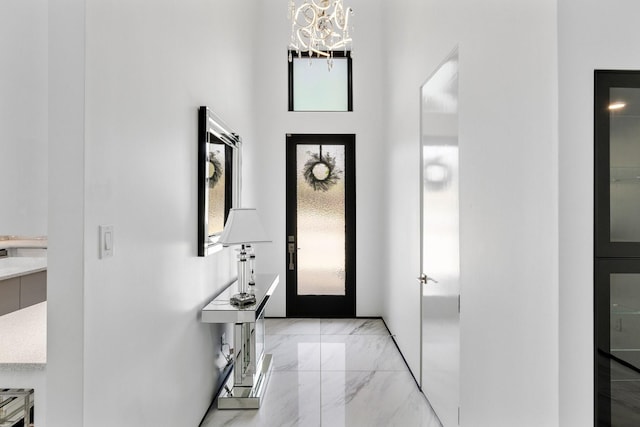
285, 133, 356, 318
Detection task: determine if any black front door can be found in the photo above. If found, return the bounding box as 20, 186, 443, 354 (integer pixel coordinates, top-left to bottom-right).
285, 134, 356, 317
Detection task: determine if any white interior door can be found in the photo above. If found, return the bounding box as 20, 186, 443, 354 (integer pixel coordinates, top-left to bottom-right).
420, 49, 460, 427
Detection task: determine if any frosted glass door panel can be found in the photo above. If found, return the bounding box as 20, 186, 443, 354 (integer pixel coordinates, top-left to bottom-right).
610, 273, 640, 426
610, 88, 640, 242
296, 144, 345, 296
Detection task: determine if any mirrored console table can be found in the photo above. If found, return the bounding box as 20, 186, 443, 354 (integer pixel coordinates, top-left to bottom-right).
201, 273, 278, 409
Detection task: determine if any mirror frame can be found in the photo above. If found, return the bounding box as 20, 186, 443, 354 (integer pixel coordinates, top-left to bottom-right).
198, 106, 242, 256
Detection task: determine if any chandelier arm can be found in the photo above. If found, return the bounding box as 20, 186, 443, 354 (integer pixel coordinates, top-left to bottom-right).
326, 38, 351, 51
309, 47, 330, 58
297, 28, 312, 49
309, 0, 333, 12
333, 6, 352, 31
296, 5, 317, 28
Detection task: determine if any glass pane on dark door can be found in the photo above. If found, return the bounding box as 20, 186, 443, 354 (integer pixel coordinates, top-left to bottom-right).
610, 273, 640, 425
610, 87, 640, 242
296, 144, 346, 296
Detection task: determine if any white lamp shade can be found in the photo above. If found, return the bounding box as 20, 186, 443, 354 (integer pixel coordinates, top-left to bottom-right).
218, 208, 271, 246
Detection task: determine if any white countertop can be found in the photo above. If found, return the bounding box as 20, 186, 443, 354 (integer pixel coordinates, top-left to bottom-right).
0, 257, 47, 281
0, 236, 47, 250
0, 302, 46, 366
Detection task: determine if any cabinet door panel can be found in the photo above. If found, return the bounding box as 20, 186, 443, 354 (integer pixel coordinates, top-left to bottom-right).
596, 260, 640, 426
595, 71, 640, 257
20, 271, 47, 308
0, 278, 21, 316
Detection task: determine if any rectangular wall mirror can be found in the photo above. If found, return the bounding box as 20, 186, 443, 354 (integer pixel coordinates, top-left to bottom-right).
198, 106, 241, 256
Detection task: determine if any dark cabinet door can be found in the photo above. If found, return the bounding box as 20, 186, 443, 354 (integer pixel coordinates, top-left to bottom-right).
595, 70, 640, 426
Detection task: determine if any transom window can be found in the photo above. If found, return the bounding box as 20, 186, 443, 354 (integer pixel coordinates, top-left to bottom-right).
288, 51, 353, 112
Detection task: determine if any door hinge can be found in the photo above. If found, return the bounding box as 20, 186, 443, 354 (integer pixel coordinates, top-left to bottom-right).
458, 294, 461, 313
458, 406, 461, 425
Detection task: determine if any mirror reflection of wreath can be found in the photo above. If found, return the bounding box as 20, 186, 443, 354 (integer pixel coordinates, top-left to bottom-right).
207, 151, 223, 189
303, 150, 342, 192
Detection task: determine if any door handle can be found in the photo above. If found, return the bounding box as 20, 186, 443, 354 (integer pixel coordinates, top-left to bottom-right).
418, 273, 438, 285
288, 243, 295, 270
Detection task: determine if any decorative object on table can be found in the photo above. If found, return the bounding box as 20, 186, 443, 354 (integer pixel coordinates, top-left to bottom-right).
219, 208, 271, 306
246, 245, 257, 285
198, 106, 242, 257
302, 145, 342, 191
288, 0, 353, 69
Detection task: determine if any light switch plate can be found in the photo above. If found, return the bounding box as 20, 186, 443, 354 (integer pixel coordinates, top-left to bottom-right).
99, 225, 114, 259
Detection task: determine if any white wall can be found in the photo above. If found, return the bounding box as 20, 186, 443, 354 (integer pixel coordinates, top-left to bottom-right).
0, 0, 48, 236
382, 0, 436, 382
249, 0, 385, 317
383, 1, 559, 426
47, 0, 86, 425
558, 1, 640, 425
47, 0, 257, 425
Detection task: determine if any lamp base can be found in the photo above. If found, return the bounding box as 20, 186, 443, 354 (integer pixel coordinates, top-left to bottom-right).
230, 292, 257, 307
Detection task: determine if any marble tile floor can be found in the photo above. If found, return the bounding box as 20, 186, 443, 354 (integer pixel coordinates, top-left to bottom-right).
201, 318, 442, 427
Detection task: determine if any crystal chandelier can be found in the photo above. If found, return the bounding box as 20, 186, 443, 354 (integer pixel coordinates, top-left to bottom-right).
288, 0, 354, 69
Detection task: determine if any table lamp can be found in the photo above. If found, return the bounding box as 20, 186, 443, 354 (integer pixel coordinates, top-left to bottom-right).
218, 208, 271, 306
